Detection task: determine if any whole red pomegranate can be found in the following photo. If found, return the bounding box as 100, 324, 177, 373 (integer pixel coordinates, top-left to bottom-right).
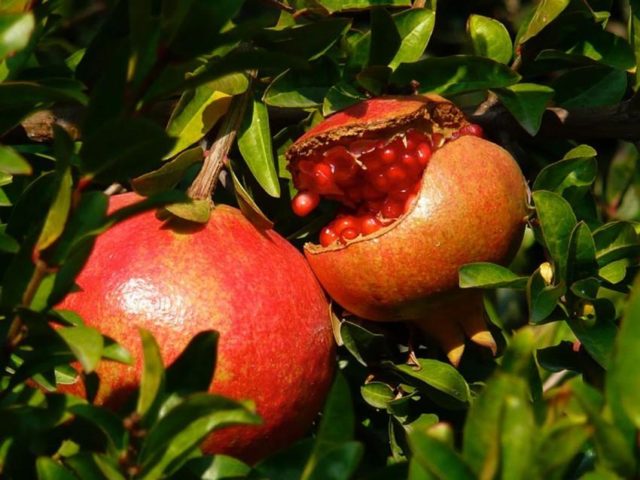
286, 95, 528, 365
58, 193, 335, 463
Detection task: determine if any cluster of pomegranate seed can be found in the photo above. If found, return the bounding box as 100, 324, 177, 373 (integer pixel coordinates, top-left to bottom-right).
290, 124, 484, 247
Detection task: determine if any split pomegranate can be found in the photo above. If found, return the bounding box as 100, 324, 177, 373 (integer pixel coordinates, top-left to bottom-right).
57, 193, 335, 463
286, 95, 528, 365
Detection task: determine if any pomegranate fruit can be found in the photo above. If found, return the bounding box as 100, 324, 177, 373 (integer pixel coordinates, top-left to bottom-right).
57, 193, 335, 463
286, 95, 528, 365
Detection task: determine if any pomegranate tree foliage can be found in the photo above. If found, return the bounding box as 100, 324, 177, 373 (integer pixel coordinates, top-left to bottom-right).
0, 0, 640, 478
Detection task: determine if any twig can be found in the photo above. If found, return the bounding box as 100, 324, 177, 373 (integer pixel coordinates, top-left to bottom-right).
187, 91, 251, 201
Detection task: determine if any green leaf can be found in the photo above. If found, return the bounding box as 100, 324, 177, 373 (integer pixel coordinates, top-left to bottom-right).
314, 0, 411, 13
369, 7, 401, 67
566, 222, 598, 285
0, 12, 34, 61
392, 359, 470, 408
500, 393, 536, 480
165, 90, 231, 159
165, 198, 211, 224
137, 329, 166, 418
57, 326, 104, 374
573, 384, 636, 478
264, 61, 337, 108
533, 190, 578, 280
527, 267, 566, 324
313, 372, 354, 446
565, 27, 635, 71
68, 404, 128, 453
80, 118, 174, 184
463, 374, 529, 477
237, 97, 280, 197
163, 0, 245, 57
36, 457, 76, 480
467, 15, 513, 64
35, 167, 73, 253
533, 422, 590, 479
228, 166, 274, 231
322, 82, 367, 116
360, 382, 395, 409
593, 221, 640, 267
495, 83, 554, 136
139, 393, 260, 478
262, 18, 351, 61
410, 430, 475, 480
552, 66, 627, 109
389, 8, 436, 70
459, 262, 528, 289
166, 331, 218, 394
392, 55, 520, 95
567, 300, 617, 368
630, 0, 640, 90
303, 443, 363, 480
607, 277, 640, 429
0, 144, 31, 175
340, 320, 394, 366
518, 0, 570, 44
533, 149, 597, 196
133, 147, 203, 196
0, 229, 19, 253
180, 455, 251, 480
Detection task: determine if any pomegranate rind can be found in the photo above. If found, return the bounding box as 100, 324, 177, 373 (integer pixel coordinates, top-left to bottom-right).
58, 193, 335, 463
286, 95, 467, 160
303, 135, 528, 321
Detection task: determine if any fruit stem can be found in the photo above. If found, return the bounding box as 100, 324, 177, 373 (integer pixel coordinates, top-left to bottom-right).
411, 290, 495, 367
187, 90, 251, 201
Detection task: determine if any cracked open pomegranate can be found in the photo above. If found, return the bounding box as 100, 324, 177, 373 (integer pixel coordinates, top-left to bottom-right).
286, 95, 528, 365
58, 193, 335, 463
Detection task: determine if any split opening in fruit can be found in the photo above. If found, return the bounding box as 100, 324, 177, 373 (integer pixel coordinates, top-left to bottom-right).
288, 123, 484, 247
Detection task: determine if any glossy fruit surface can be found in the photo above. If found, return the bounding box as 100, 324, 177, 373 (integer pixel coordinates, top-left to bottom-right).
58, 193, 334, 463
286, 96, 528, 365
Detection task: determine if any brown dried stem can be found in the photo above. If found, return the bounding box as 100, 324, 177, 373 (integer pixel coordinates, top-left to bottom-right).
187, 91, 251, 201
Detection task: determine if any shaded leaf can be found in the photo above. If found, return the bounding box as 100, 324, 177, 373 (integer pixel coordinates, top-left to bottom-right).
140, 394, 260, 478
552, 66, 627, 110
369, 7, 401, 67
410, 430, 475, 480
133, 147, 203, 196
495, 83, 554, 135
166, 331, 218, 395
80, 118, 174, 184
392, 55, 520, 95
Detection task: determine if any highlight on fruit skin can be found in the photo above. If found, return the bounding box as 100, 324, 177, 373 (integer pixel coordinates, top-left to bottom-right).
57, 192, 335, 464
285, 95, 529, 366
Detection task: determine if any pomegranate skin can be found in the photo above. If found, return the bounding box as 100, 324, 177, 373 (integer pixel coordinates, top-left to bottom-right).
58, 193, 335, 464
305, 135, 527, 321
